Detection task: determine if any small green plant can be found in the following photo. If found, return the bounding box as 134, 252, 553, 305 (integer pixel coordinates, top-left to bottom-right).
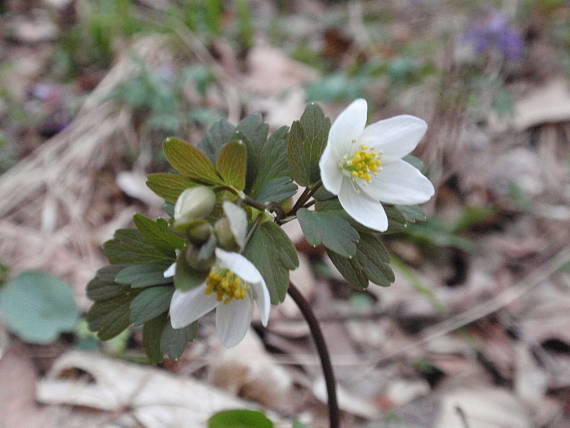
86, 99, 436, 427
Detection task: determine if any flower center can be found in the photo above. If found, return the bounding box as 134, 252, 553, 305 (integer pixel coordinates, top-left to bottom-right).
341, 145, 382, 183
204, 269, 249, 304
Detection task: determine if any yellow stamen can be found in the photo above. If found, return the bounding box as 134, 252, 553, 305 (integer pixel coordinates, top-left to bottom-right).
204, 269, 249, 304
342, 145, 382, 183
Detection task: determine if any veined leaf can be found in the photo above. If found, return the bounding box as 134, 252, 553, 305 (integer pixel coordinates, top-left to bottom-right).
197, 118, 236, 163
297, 208, 359, 257
288, 103, 330, 186
146, 173, 198, 203
216, 140, 247, 190
327, 231, 394, 289
235, 114, 268, 187
143, 314, 199, 364
103, 229, 173, 265
115, 263, 172, 288
163, 137, 223, 184
160, 320, 198, 360
130, 286, 174, 325
244, 221, 298, 304
87, 267, 141, 340
250, 126, 297, 203
133, 214, 185, 256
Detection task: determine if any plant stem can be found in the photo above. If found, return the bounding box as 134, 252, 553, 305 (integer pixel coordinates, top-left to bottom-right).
288, 282, 340, 428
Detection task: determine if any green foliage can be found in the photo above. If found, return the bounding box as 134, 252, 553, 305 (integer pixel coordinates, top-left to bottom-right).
328, 232, 394, 289
87, 265, 141, 340
198, 118, 238, 162
103, 229, 172, 265
288, 103, 331, 186
130, 286, 174, 325
244, 221, 299, 304
133, 214, 185, 255
0, 272, 79, 344
107, 61, 220, 133
297, 208, 359, 257
249, 126, 297, 203
208, 409, 274, 428
217, 140, 248, 190
115, 264, 172, 288
163, 137, 224, 184
143, 313, 198, 364
146, 173, 198, 204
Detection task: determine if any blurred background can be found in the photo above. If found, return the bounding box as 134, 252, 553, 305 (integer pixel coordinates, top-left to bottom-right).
0, 0, 569, 427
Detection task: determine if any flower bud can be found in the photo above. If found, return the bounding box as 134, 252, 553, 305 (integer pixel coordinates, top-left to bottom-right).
173, 186, 216, 232
214, 217, 239, 251
187, 221, 213, 244
185, 245, 215, 272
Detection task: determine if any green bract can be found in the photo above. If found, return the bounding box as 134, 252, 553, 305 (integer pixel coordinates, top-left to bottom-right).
86, 102, 432, 361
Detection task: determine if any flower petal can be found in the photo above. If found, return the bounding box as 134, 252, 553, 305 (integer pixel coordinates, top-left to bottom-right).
338, 180, 388, 232
250, 279, 271, 326
361, 159, 435, 205
328, 99, 368, 158
222, 201, 248, 250
169, 284, 219, 329
319, 144, 343, 195
163, 262, 176, 278
215, 248, 263, 284
359, 115, 427, 160
216, 298, 252, 348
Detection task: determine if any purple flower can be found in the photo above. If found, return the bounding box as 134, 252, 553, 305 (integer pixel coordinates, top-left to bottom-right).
465, 11, 524, 61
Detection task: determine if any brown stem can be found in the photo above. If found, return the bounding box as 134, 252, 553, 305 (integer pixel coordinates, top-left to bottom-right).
288, 282, 340, 428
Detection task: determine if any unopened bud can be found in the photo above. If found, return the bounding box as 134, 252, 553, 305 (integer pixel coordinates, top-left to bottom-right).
185, 245, 215, 272
214, 217, 238, 251
173, 186, 216, 232
188, 221, 213, 244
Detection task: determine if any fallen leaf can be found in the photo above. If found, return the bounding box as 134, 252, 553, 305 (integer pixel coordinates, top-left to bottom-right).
37, 351, 278, 427
208, 331, 293, 409
512, 78, 570, 130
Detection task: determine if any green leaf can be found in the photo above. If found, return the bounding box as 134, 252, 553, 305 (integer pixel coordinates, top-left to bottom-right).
0, 272, 79, 344
327, 232, 394, 289
288, 103, 331, 186
208, 409, 274, 428
103, 229, 173, 265
235, 114, 268, 187
87, 268, 140, 341
217, 140, 247, 190
163, 137, 223, 184
174, 252, 209, 291
87, 265, 131, 301
250, 126, 297, 203
297, 208, 359, 257
384, 205, 427, 234
197, 118, 236, 162
146, 173, 198, 203
293, 421, 314, 428
327, 250, 368, 289
143, 314, 198, 364
143, 315, 166, 364
356, 233, 394, 286
130, 286, 174, 325
160, 321, 198, 360
115, 264, 172, 288
133, 214, 185, 256
396, 205, 427, 223
244, 221, 298, 304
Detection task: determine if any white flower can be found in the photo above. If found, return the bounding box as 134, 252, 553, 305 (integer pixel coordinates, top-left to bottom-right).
166, 248, 270, 348
319, 99, 435, 232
